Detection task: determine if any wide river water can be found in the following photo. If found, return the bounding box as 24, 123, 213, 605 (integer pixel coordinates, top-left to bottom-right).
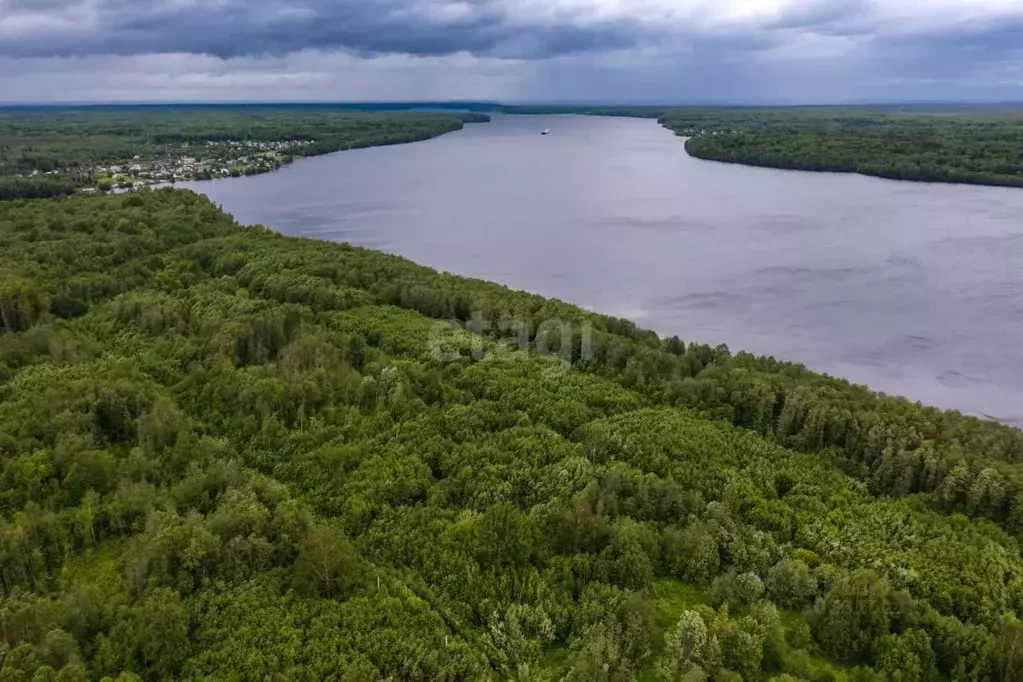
180, 114, 1023, 425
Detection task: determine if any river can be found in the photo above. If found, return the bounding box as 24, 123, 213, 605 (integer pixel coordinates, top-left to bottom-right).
178, 114, 1023, 425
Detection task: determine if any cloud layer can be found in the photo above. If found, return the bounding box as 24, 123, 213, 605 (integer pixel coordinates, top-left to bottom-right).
3, 0, 1022, 61
0, 0, 1021, 102
1, 0, 652, 59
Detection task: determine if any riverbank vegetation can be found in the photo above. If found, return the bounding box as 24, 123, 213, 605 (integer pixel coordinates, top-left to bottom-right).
669, 111, 1023, 187
4, 188, 1023, 679
496, 104, 1023, 188
0, 107, 488, 200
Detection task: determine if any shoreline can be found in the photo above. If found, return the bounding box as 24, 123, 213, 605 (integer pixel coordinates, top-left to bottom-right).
681, 135, 1023, 190
159, 120, 480, 190
491, 108, 1023, 191
92, 118, 482, 194
1, 111, 489, 200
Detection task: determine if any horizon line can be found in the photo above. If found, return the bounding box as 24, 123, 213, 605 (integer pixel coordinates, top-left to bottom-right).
3, 99, 1023, 109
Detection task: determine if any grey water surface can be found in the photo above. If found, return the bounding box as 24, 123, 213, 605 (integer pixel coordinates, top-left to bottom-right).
178, 114, 1023, 424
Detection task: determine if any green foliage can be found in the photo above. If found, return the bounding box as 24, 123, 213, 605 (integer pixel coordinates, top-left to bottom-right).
2, 189, 1023, 679
813, 570, 892, 661
291, 524, 366, 600
876, 628, 940, 682
765, 559, 818, 610
567, 586, 654, 681
711, 571, 765, 608
93, 588, 189, 679
663, 522, 720, 584
657, 610, 710, 680
666, 109, 1023, 188
0, 107, 481, 199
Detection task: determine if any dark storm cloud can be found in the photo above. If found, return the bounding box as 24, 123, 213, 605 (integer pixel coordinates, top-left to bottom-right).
763, 0, 873, 36
4, 0, 72, 9
2, 0, 1023, 104
4, 0, 1023, 66
897, 18, 1023, 56
0, 0, 652, 60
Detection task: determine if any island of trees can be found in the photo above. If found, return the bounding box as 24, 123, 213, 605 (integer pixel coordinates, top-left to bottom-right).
3, 187, 1023, 679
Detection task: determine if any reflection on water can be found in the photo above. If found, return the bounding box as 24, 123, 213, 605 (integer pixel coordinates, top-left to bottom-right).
179, 114, 1023, 425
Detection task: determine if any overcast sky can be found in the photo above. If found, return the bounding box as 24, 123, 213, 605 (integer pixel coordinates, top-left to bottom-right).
1, 0, 1021, 104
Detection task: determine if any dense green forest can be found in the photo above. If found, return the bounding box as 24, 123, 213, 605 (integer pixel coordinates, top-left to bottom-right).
0, 108, 488, 200
676, 118, 1023, 187
3, 189, 1023, 679
658, 109, 1023, 187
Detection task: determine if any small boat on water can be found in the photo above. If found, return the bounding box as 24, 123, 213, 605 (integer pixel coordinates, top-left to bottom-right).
541, 129, 551, 135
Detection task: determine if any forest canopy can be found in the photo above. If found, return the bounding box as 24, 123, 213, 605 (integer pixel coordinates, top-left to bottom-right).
657, 109, 1023, 188
3, 189, 1023, 680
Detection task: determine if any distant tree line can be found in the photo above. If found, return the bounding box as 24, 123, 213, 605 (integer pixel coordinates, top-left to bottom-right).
659, 110, 1023, 188
479, 104, 1023, 188
0, 108, 489, 199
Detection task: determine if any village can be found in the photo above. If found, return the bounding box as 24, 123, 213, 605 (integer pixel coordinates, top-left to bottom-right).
74, 138, 317, 193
